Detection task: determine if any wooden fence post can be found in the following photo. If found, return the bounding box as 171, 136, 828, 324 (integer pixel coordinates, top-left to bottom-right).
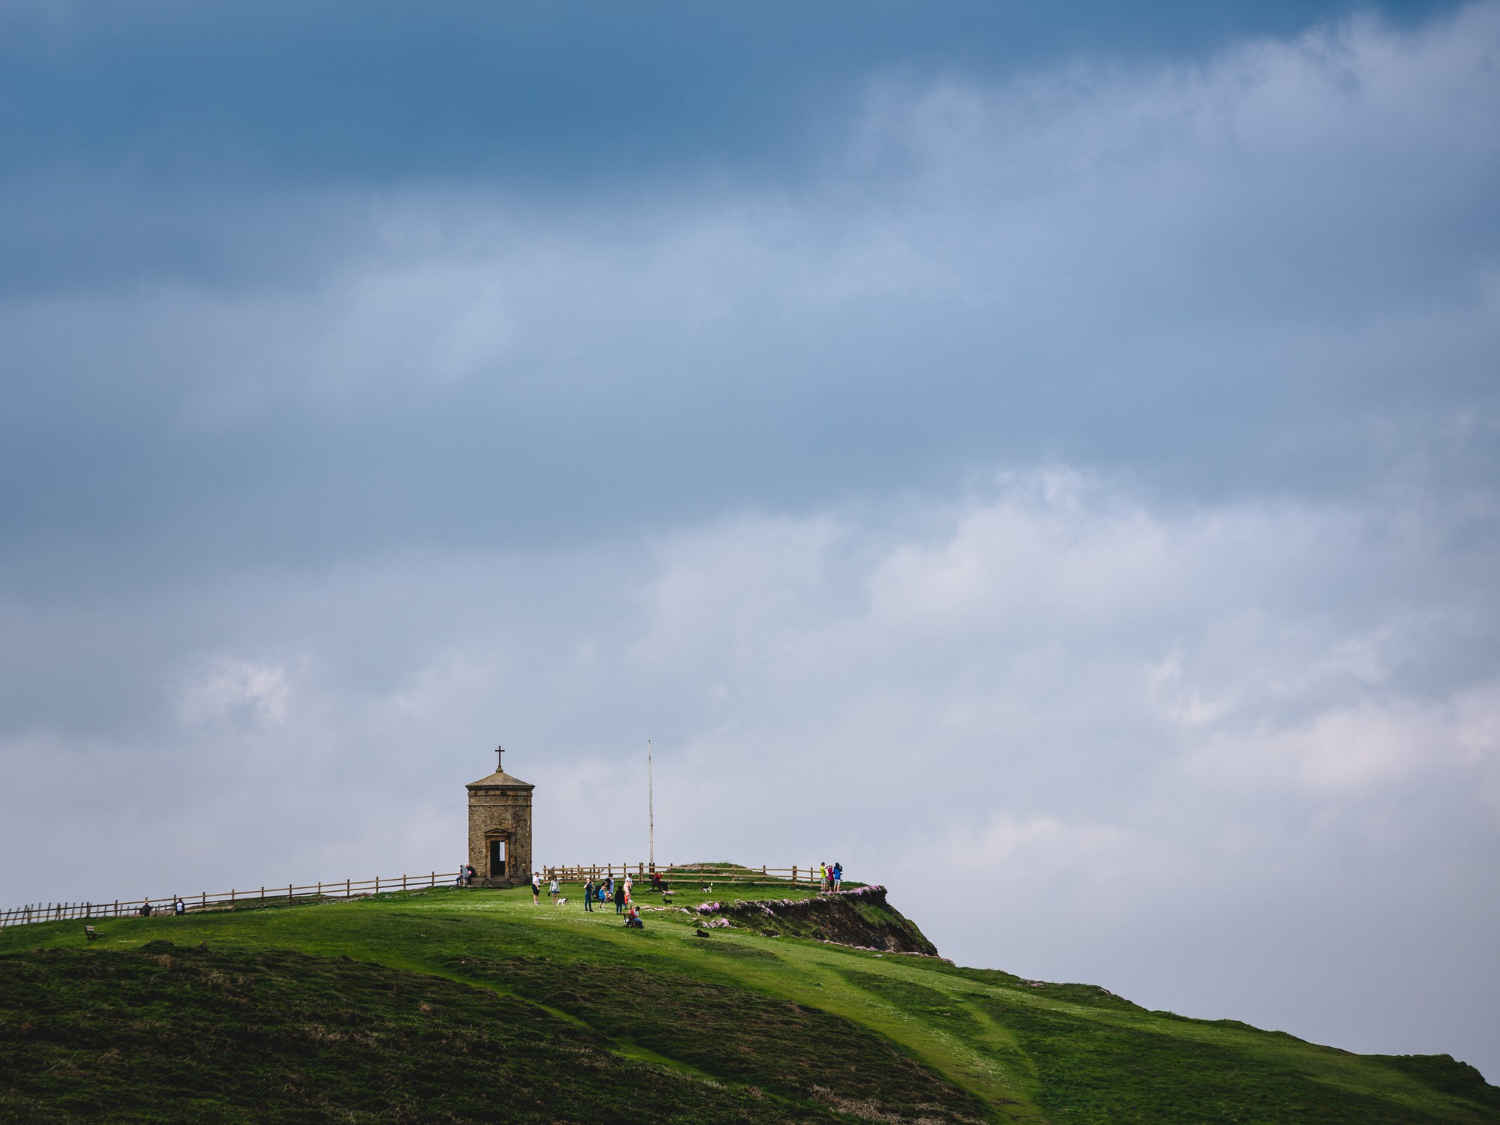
346, 879, 350, 897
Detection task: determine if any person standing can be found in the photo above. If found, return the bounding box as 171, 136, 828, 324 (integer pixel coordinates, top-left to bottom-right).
833, 862, 842, 891
616, 877, 626, 914
531, 872, 541, 905
549, 875, 560, 904
173, 897, 185, 916
583, 877, 595, 911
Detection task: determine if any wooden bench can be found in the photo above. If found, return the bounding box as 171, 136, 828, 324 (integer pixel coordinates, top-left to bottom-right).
84, 925, 98, 941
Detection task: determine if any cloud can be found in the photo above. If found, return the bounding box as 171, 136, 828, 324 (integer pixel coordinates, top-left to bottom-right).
176, 658, 294, 726
1187, 685, 1500, 797
3, 5, 1499, 570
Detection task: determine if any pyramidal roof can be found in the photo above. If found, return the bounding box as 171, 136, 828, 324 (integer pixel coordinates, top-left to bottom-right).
467, 767, 534, 789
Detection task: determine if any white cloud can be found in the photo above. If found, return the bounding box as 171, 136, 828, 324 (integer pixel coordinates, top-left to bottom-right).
176, 657, 294, 726
1187, 683, 1500, 797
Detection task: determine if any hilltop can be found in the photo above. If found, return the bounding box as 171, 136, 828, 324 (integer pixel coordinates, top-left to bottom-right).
1, 874, 1494, 1123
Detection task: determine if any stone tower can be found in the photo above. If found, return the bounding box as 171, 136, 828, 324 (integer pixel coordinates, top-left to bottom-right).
467, 747, 534, 887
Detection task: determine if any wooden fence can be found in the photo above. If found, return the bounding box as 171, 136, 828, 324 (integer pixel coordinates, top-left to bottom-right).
0, 869, 463, 929
542, 862, 824, 887
1, 862, 838, 930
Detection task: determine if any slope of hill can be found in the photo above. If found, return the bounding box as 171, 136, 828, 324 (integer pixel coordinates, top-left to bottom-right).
1, 877, 1494, 1123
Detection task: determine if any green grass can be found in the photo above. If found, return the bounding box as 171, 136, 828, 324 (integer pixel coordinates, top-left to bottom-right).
1, 881, 1495, 1123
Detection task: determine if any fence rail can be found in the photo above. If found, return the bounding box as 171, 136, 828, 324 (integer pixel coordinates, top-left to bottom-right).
0, 870, 462, 929
2, 862, 840, 930
541, 862, 826, 886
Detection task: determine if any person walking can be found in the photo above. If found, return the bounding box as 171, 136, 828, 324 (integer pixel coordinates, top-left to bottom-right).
583, 877, 595, 911
615, 878, 626, 914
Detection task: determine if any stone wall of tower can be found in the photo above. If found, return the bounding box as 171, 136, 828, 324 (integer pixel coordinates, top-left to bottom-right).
466, 784, 533, 887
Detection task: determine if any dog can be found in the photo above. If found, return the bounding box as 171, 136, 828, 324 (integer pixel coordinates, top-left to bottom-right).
554, 896, 567, 907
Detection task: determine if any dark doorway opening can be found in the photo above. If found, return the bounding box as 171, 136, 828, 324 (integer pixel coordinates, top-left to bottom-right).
488, 837, 507, 879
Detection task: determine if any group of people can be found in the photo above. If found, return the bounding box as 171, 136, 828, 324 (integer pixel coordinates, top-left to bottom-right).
818, 861, 843, 892
137, 897, 187, 917
578, 874, 634, 914
511, 871, 649, 927
454, 861, 654, 929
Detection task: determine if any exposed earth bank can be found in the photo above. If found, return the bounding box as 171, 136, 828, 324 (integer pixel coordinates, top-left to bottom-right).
687, 885, 941, 955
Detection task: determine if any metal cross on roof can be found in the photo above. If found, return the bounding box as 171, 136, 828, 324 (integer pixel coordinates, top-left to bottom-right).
496, 745, 503, 772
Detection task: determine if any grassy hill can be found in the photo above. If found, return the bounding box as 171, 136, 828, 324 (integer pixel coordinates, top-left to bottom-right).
1, 874, 1494, 1123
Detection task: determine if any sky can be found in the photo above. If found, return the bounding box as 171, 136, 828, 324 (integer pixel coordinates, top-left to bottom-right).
1, 0, 1498, 1080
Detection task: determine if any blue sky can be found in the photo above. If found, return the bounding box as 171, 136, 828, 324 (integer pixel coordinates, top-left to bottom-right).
2, 0, 1498, 1080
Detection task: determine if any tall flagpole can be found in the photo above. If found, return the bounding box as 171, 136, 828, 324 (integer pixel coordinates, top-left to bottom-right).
648, 739, 655, 869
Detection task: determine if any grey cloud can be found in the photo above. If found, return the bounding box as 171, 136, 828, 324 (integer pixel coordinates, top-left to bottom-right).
4, 6, 1498, 584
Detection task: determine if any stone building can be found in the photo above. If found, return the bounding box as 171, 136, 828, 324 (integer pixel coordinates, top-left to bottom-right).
466, 748, 534, 887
